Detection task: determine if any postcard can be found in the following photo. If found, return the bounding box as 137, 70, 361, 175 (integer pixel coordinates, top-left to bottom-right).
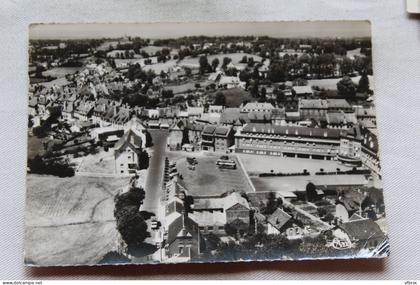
25, 21, 388, 266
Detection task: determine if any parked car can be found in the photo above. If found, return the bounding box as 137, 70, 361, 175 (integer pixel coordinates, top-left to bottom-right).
151, 218, 160, 230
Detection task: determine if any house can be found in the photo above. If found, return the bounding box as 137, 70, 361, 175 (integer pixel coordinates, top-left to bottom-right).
190, 210, 226, 235
114, 129, 143, 175
223, 192, 250, 224
165, 213, 203, 261
292, 85, 313, 97
208, 105, 224, 114
201, 125, 234, 152
298, 99, 328, 120
167, 120, 185, 150
62, 100, 74, 120
192, 192, 251, 224
326, 111, 358, 129
361, 127, 381, 176
74, 100, 94, 121
333, 219, 386, 249
112, 104, 132, 127
217, 76, 244, 89
241, 102, 274, 113
266, 208, 293, 235
123, 116, 147, 148
187, 105, 204, 119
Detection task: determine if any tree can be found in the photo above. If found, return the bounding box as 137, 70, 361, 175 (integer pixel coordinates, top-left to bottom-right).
259, 87, 267, 102
214, 92, 226, 106
357, 73, 370, 93
263, 191, 282, 215
114, 186, 149, 247
205, 233, 221, 251
305, 182, 318, 202
211, 58, 220, 71
199, 55, 210, 74
114, 186, 146, 216
98, 251, 130, 264
144, 130, 153, 147
116, 206, 149, 246
224, 219, 248, 239
222, 57, 232, 70
267, 62, 286, 82
181, 127, 190, 145
138, 150, 149, 170
337, 76, 356, 100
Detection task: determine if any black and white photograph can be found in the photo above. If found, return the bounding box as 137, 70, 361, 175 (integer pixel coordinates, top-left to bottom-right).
25, 21, 389, 266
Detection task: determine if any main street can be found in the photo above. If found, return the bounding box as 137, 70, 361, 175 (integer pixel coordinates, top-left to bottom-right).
142, 129, 168, 214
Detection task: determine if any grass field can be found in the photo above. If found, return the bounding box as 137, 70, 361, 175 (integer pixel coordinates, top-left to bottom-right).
307, 75, 374, 91
237, 153, 353, 176
237, 153, 368, 192
251, 174, 368, 193
179, 53, 263, 68
167, 151, 253, 196
76, 150, 115, 174
25, 174, 130, 265
42, 67, 82, 78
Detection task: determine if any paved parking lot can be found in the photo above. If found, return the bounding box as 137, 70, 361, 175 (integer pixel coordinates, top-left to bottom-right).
167, 151, 253, 196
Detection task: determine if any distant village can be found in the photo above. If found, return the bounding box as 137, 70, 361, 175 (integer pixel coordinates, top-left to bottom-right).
26, 35, 388, 265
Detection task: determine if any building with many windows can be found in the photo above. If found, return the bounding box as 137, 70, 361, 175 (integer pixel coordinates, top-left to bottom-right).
235, 123, 343, 160
235, 123, 366, 165
201, 125, 235, 152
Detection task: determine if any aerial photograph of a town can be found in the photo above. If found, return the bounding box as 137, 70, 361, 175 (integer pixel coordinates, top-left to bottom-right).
25, 22, 389, 266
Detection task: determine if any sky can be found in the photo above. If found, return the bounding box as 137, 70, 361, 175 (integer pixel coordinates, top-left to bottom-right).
29, 21, 371, 40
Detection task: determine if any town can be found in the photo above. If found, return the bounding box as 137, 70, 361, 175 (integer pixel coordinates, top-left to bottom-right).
25, 33, 389, 266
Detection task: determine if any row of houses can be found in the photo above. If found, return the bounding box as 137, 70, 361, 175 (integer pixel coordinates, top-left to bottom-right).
161, 174, 385, 261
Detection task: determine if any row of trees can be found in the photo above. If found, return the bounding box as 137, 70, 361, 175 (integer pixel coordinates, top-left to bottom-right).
114, 185, 150, 251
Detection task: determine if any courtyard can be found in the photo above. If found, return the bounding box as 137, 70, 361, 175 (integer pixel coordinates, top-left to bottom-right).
167, 151, 254, 196
237, 153, 369, 192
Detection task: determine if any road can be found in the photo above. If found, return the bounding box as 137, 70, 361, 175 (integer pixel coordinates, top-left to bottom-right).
141, 129, 168, 214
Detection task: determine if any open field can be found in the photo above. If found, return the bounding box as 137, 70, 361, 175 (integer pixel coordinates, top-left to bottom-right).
142, 59, 178, 74
307, 75, 374, 91
179, 53, 263, 68
237, 153, 354, 176
76, 149, 115, 174
42, 67, 82, 78
251, 174, 368, 193
167, 151, 253, 196
25, 174, 130, 265
140, 45, 178, 55
238, 153, 368, 192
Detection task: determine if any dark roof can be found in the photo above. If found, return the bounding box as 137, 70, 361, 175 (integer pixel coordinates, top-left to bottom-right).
202, 125, 216, 134
166, 200, 184, 216
338, 219, 385, 241
167, 215, 200, 245
267, 208, 292, 231
326, 99, 351, 109
248, 111, 272, 121
114, 129, 142, 154
214, 126, 231, 137
240, 123, 342, 139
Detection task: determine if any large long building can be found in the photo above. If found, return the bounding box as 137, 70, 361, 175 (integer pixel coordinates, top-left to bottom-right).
235, 123, 362, 162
